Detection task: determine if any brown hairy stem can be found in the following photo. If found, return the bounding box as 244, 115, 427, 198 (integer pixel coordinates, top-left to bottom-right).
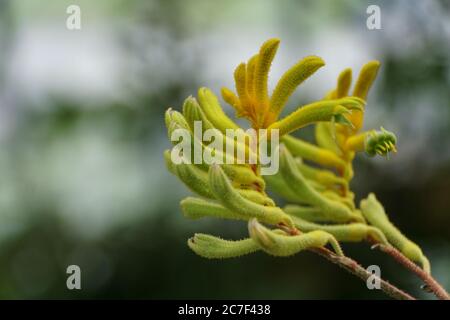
372, 243, 450, 300
311, 246, 415, 300
277, 224, 415, 300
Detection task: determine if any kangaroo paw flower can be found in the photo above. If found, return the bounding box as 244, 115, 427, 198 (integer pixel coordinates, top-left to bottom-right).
361, 193, 430, 273
188, 233, 260, 259
248, 218, 344, 256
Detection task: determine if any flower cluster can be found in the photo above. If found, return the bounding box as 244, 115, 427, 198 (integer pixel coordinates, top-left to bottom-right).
164, 38, 430, 274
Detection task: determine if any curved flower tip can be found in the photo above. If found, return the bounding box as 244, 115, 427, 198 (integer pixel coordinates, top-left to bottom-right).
361, 193, 430, 272
187, 233, 259, 259
353, 60, 381, 100
197, 87, 240, 132
165, 108, 191, 141
365, 127, 397, 157
165, 108, 189, 130
248, 218, 278, 252
248, 218, 344, 257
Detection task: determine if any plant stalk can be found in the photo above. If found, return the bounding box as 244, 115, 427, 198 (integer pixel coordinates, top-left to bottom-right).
373, 244, 450, 300
312, 246, 415, 300
278, 224, 415, 300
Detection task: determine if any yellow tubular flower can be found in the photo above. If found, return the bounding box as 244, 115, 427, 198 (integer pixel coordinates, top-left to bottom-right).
265, 56, 325, 126
221, 38, 328, 130
221, 87, 242, 116
336, 68, 352, 98
343, 129, 398, 156
254, 38, 280, 125
165, 39, 438, 293
233, 62, 249, 112
246, 54, 258, 100
282, 135, 347, 172
349, 61, 380, 131
344, 131, 373, 153
315, 122, 343, 155
316, 60, 394, 183
198, 87, 240, 132
268, 98, 364, 137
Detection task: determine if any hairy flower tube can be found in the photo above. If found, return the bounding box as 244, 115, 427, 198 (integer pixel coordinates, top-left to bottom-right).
164, 38, 434, 296
267, 56, 430, 273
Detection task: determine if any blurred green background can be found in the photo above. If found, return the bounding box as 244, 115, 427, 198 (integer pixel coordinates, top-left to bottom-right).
0, 0, 449, 299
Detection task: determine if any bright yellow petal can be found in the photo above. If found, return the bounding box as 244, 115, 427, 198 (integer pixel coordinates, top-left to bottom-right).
221, 87, 243, 116
254, 38, 280, 120
233, 62, 249, 109
197, 87, 241, 132
353, 61, 380, 99
267, 55, 325, 125
246, 54, 258, 99
350, 61, 380, 131
336, 68, 352, 98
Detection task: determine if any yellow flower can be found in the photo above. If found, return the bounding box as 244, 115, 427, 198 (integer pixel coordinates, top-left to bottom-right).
221, 38, 364, 132
318, 62, 397, 160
